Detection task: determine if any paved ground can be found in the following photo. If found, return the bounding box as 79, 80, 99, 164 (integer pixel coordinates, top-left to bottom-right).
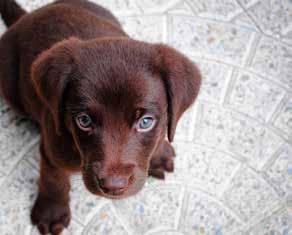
0, 0, 292, 234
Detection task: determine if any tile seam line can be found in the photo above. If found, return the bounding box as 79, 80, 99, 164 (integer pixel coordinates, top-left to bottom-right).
184, 184, 245, 226
0, 135, 39, 189
190, 56, 292, 93
197, 100, 291, 146
166, 12, 292, 47
235, 0, 264, 33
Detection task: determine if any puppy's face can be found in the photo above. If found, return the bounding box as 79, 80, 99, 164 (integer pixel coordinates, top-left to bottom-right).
32, 38, 201, 199
65, 69, 167, 198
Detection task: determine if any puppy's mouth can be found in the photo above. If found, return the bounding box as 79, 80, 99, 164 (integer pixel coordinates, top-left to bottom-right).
81, 170, 147, 199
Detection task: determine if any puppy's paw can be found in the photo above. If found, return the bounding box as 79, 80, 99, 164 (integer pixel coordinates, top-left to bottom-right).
31, 195, 71, 235
149, 141, 175, 179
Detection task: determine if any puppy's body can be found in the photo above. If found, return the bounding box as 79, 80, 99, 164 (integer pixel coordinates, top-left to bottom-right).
0, 1, 201, 234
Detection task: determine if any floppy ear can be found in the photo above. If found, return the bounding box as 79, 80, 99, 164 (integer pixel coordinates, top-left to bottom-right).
155, 45, 201, 142
31, 38, 80, 135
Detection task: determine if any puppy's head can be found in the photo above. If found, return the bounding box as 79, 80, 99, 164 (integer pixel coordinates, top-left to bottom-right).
31, 37, 201, 199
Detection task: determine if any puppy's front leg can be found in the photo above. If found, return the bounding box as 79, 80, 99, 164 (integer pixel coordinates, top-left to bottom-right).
149, 140, 176, 179
31, 144, 71, 235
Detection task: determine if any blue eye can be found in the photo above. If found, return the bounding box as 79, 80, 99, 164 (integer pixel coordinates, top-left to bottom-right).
137, 116, 155, 132
76, 113, 92, 131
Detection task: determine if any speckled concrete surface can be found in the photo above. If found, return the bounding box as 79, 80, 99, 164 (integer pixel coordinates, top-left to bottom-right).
0, 0, 291, 234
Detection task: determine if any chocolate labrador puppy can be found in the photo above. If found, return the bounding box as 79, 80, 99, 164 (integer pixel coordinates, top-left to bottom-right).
0, 0, 201, 234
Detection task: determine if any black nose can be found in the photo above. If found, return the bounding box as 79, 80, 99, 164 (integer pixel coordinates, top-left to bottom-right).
98, 176, 129, 195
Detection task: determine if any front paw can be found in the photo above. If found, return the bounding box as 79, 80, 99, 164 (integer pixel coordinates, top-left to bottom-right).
149, 141, 175, 179
31, 195, 71, 235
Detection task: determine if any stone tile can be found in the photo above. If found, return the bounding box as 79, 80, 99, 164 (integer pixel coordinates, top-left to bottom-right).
231, 11, 260, 32
264, 145, 292, 198
247, 0, 292, 42
25, 143, 40, 170
135, 0, 180, 13
113, 185, 182, 234
166, 1, 195, 15
169, 15, 254, 65
167, 143, 240, 196
195, 105, 283, 170
84, 204, 129, 235
91, 0, 139, 16
148, 231, 184, 235
187, 0, 243, 21
226, 71, 285, 122
0, 117, 39, 178
223, 167, 280, 221
0, 171, 5, 186
70, 174, 108, 225
61, 221, 84, 235
273, 96, 292, 139
119, 15, 166, 43
173, 104, 198, 142
180, 190, 242, 234
0, 19, 5, 35
17, 0, 54, 11
249, 208, 291, 235
196, 60, 232, 104
0, 161, 38, 235
249, 36, 292, 90
237, 0, 260, 8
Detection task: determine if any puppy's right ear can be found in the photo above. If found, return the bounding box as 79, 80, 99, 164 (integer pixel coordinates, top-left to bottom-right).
31, 37, 80, 135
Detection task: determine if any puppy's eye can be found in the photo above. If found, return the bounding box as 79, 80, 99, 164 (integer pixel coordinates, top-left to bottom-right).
75, 113, 92, 131
137, 116, 155, 132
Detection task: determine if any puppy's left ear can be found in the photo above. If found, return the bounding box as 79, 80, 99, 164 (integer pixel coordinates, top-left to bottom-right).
31, 37, 80, 135
155, 45, 201, 142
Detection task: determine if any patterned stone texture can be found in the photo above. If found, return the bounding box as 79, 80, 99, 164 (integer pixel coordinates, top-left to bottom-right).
18, 0, 54, 11
0, 103, 38, 184
168, 143, 241, 197
84, 204, 128, 235
169, 15, 254, 65
26, 144, 40, 170
247, 0, 292, 43
166, 1, 194, 15
225, 71, 285, 122
196, 60, 232, 104
0, 160, 38, 235
231, 12, 259, 32
180, 190, 242, 234
223, 167, 280, 222
249, 36, 292, 90
273, 96, 292, 140
135, 0, 180, 13
70, 174, 108, 225
195, 105, 283, 170
148, 231, 184, 235
113, 185, 182, 234
264, 145, 292, 198
187, 0, 243, 21
249, 208, 292, 235
237, 0, 259, 8
119, 16, 166, 43
91, 0, 138, 15
173, 105, 198, 142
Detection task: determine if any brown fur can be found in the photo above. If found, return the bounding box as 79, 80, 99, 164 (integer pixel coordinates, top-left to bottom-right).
0, 0, 201, 234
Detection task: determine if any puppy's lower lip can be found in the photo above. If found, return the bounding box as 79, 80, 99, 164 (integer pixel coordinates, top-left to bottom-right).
100, 187, 126, 196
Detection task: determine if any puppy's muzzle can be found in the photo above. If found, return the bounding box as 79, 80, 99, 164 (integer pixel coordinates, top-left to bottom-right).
92, 161, 135, 196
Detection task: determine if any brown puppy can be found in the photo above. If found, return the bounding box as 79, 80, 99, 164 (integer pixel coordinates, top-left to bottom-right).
0, 0, 201, 234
